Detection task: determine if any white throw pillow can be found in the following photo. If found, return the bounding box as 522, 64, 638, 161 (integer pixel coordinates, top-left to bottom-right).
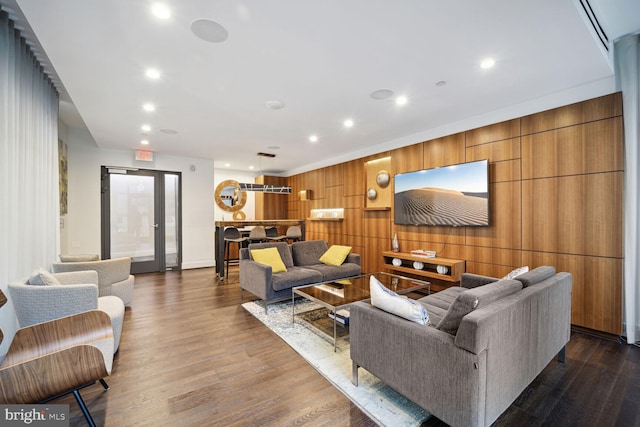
370, 275, 429, 325
502, 266, 529, 280
28, 268, 61, 286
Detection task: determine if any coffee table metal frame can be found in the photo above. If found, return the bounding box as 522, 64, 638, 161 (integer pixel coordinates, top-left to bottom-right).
292, 272, 430, 351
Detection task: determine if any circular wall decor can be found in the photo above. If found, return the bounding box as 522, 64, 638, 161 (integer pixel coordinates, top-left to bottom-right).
392, 258, 402, 267
367, 188, 377, 200
376, 170, 390, 188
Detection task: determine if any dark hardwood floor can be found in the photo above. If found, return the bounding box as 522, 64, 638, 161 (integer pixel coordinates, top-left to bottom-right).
56, 267, 640, 427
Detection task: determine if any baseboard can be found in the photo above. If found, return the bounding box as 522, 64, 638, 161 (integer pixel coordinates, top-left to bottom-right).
181, 260, 215, 270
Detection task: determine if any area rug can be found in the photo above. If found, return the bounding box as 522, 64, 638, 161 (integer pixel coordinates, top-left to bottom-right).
242, 300, 431, 426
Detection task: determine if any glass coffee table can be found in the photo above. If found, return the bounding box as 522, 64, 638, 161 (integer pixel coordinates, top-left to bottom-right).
292, 272, 430, 351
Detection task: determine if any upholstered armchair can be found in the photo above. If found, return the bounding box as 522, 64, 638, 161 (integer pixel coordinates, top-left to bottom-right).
0, 289, 114, 427
52, 257, 134, 306
8, 270, 125, 352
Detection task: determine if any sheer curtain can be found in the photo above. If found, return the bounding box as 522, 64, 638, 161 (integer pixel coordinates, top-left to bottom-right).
615, 33, 640, 346
0, 10, 60, 356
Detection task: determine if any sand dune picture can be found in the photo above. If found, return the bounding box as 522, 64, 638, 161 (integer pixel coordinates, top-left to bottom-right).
395, 187, 489, 226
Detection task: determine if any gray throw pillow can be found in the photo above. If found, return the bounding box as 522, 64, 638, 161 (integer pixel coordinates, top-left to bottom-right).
28, 268, 61, 286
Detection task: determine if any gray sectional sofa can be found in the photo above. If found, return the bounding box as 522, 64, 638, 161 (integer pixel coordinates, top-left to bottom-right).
239, 240, 360, 312
350, 266, 572, 427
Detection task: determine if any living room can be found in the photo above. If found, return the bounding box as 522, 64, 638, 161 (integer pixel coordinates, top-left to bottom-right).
2, 1, 640, 426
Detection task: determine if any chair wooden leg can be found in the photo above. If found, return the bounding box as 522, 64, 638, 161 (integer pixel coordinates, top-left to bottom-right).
73, 389, 97, 427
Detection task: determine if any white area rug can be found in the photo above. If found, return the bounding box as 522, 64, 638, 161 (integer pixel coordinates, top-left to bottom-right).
242, 300, 430, 426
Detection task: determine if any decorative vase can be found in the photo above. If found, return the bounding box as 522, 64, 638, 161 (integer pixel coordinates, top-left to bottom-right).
392, 232, 399, 252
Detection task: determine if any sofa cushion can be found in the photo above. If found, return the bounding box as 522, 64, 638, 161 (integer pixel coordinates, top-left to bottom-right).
59, 254, 100, 262
292, 240, 330, 266
304, 263, 361, 281
251, 247, 287, 273
502, 266, 529, 280
319, 245, 352, 266
418, 286, 466, 326
514, 266, 556, 288
248, 242, 294, 268
271, 267, 323, 292
370, 275, 429, 325
436, 279, 523, 335
28, 268, 61, 286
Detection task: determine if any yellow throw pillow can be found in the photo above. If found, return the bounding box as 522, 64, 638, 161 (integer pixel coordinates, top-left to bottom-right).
319, 245, 352, 266
250, 247, 287, 273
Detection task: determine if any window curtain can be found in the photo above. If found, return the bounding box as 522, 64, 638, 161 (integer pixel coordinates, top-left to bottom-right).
0, 10, 60, 356
615, 33, 640, 346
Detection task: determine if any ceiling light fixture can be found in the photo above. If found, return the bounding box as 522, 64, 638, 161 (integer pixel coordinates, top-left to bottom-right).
309, 135, 318, 143
225, 163, 231, 167
151, 3, 171, 20
344, 119, 354, 128
249, 166, 255, 170
370, 89, 394, 100
396, 96, 408, 106
143, 103, 155, 112
191, 19, 229, 43
141, 124, 151, 132
480, 58, 496, 69
265, 100, 284, 110
145, 68, 161, 79
141, 139, 149, 145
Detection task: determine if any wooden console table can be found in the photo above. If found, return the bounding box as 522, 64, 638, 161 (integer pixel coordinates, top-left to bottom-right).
214, 219, 305, 281
381, 251, 465, 283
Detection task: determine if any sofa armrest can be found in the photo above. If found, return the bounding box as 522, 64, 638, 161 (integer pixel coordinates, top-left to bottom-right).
346, 253, 360, 266
460, 272, 498, 289
52, 270, 99, 286
239, 259, 272, 301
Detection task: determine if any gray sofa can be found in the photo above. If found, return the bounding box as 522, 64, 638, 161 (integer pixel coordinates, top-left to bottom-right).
350, 266, 572, 427
239, 240, 361, 312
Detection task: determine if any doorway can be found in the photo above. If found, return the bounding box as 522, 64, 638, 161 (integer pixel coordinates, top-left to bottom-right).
101, 167, 182, 274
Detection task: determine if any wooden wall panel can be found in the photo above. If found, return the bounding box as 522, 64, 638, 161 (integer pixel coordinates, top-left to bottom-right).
521, 93, 623, 135
522, 172, 623, 258
466, 137, 521, 162
325, 164, 344, 187
364, 211, 390, 240
365, 157, 392, 208
391, 143, 423, 175
325, 185, 344, 208
521, 117, 623, 179
364, 237, 389, 274
466, 119, 521, 146
522, 251, 623, 335
343, 159, 365, 196
423, 133, 465, 168
465, 180, 521, 249
254, 175, 287, 220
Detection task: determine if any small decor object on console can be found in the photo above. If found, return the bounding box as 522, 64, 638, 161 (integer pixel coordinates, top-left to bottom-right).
413, 261, 424, 270
392, 258, 402, 267
392, 232, 399, 252
411, 249, 436, 258
436, 265, 449, 275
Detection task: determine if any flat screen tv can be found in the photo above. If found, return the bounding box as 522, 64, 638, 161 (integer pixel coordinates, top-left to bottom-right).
394, 159, 490, 227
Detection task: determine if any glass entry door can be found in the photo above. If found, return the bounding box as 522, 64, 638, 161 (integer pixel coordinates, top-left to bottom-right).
101, 167, 181, 274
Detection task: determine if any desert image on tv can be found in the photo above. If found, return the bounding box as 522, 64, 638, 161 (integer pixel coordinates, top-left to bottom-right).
394, 188, 489, 226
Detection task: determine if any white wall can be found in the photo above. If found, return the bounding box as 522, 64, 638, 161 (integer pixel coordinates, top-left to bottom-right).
62, 127, 216, 270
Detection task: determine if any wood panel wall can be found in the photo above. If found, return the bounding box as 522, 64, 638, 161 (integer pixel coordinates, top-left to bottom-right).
285, 93, 624, 335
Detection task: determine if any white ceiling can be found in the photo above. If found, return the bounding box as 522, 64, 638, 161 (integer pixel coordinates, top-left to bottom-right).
8, 1, 640, 175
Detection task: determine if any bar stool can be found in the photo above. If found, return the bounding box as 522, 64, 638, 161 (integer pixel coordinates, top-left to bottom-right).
285, 225, 302, 243
265, 226, 286, 241
224, 227, 248, 279
248, 226, 267, 244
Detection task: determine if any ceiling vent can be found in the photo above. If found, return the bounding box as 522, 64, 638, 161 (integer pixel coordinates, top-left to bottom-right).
576, 0, 609, 53
257, 152, 276, 158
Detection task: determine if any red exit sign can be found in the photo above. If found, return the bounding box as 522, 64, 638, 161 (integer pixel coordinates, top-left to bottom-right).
135, 150, 154, 162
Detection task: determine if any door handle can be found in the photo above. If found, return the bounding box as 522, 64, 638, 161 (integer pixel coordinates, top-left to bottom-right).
151, 224, 159, 229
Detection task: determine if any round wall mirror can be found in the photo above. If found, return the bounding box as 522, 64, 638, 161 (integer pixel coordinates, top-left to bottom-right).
214, 180, 247, 212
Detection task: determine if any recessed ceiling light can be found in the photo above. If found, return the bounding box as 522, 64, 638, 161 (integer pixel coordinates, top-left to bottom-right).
265, 100, 284, 110
191, 19, 229, 43
309, 135, 318, 143
143, 103, 155, 112
141, 124, 151, 132
151, 3, 171, 20
396, 96, 408, 106
145, 68, 161, 79
370, 89, 394, 100
480, 58, 496, 69
249, 166, 255, 170
225, 163, 231, 167
141, 139, 149, 145
344, 119, 354, 128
